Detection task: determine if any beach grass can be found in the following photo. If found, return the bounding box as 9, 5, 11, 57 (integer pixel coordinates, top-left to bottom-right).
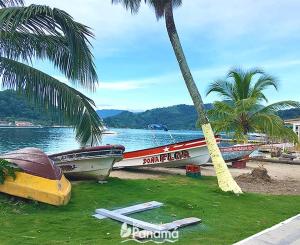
0, 175, 299, 244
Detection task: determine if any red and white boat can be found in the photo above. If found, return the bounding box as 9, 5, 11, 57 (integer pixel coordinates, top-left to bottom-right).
220, 144, 258, 162
114, 137, 220, 168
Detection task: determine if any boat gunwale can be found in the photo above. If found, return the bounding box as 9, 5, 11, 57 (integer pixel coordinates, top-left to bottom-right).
53, 153, 124, 163
49, 145, 125, 157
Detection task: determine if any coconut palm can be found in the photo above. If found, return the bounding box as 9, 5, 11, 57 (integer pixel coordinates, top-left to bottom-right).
112, 0, 242, 193
207, 68, 300, 143
0, 0, 103, 146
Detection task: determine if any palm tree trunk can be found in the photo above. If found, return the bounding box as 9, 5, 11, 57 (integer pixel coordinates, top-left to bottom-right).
164, 1, 242, 194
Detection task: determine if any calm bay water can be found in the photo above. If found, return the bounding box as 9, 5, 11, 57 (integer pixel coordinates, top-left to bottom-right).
0, 127, 204, 154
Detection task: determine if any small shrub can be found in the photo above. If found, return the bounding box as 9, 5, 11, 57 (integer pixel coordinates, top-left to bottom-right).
0, 159, 19, 184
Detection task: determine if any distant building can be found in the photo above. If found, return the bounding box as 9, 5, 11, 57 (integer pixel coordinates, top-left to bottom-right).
284, 118, 300, 140
15, 121, 34, 127
0, 120, 11, 126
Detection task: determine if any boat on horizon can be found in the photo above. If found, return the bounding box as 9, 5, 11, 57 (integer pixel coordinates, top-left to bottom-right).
114, 137, 220, 168
102, 125, 117, 135
0, 148, 71, 206
49, 145, 125, 180
148, 124, 168, 131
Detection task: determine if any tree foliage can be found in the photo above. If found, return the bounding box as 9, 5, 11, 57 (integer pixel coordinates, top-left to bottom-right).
206, 68, 300, 143
0, 159, 18, 184
112, 0, 182, 19
0, 0, 103, 145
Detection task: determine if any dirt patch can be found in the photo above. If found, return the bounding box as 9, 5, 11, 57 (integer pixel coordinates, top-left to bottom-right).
235, 167, 300, 195
235, 166, 272, 183
236, 178, 300, 195
111, 163, 300, 195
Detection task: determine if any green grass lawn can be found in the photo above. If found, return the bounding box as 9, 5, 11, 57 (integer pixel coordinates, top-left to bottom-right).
0, 175, 299, 244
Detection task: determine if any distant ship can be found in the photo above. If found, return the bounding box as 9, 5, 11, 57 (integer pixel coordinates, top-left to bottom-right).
148, 124, 168, 131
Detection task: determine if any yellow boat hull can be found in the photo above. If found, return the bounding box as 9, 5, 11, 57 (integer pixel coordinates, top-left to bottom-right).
0, 172, 71, 206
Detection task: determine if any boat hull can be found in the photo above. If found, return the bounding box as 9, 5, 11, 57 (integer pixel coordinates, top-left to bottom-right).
49, 145, 125, 180
57, 157, 119, 180
0, 172, 71, 206
220, 144, 258, 162
0, 147, 71, 206
114, 138, 219, 168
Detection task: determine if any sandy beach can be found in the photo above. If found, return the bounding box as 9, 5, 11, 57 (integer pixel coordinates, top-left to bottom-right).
111, 160, 300, 195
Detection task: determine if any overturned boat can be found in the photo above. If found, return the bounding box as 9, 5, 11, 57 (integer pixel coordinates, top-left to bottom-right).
49, 145, 125, 180
114, 137, 220, 168
0, 148, 71, 206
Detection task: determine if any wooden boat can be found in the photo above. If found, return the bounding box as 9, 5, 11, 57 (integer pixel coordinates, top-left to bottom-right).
219, 144, 258, 162
114, 137, 220, 168
0, 148, 71, 206
49, 145, 125, 180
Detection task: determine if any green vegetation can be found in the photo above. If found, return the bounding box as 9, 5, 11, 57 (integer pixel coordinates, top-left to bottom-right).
0, 90, 60, 126
104, 103, 300, 130
0, 0, 102, 145
207, 68, 300, 142
0, 159, 17, 184
104, 104, 211, 130
0, 176, 299, 244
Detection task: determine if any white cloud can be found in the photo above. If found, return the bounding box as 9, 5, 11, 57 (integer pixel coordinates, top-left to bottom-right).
93, 57, 300, 92
26, 0, 300, 54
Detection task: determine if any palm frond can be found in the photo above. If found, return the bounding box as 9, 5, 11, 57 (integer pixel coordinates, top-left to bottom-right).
0, 31, 96, 87
112, 0, 182, 19
251, 74, 279, 102
0, 0, 23, 8
206, 79, 235, 100
234, 97, 261, 115
250, 112, 298, 143
257, 100, 300, 114
243, 68, 264, 97
111, 0, 142, 14
0, 5, 98, 88
208, 101, 235, 118
0, 57, 103, 146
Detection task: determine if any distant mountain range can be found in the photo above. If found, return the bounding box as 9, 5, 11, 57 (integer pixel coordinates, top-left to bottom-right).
103, 104, 213, 130
0, 90, 299, 129
103, 104, 300, 130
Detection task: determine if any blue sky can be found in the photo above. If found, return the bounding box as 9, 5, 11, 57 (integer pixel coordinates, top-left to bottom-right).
27, 0, 300, 111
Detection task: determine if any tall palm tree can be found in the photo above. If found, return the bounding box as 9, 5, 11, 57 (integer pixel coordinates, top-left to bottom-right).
207, 68, 300, 143
0, 0, 103, 146
112, 0, 242, 193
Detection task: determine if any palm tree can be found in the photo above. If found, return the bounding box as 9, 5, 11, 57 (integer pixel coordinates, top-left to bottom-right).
207, 68, 300, 143
0, 0, 103, 146
112, 0, 242, 193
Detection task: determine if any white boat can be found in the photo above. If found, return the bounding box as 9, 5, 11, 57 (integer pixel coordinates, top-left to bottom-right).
114, 137, 220, 168
49, 145, 125, 180
248, 132, 267, 140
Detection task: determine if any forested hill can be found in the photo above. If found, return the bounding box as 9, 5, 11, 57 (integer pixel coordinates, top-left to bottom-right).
1, 90, 299, 129
0, 90, 58, 125
104, 104, 213, 130
104, 104, 300, 130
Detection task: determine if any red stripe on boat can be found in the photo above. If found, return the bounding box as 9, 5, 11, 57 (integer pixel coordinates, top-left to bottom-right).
124, 137, 220, 159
